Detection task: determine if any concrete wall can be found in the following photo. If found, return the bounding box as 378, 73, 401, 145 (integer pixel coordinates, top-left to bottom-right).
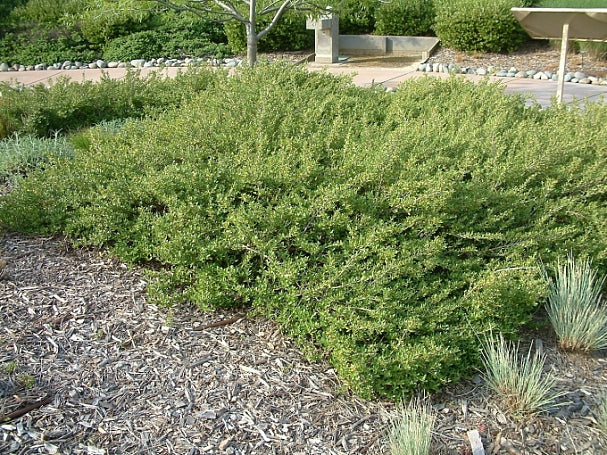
339, 36, 440, 60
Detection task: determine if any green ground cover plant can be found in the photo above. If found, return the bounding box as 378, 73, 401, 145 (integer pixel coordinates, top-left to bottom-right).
1, 66, 607, 399
0, 68, 220, 139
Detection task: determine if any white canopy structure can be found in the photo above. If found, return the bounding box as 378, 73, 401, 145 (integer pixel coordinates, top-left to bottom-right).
511, 8, 607, 103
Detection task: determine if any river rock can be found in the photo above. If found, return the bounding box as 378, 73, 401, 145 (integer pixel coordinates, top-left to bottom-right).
0, 62, 9, 72
130, 59, 146, 68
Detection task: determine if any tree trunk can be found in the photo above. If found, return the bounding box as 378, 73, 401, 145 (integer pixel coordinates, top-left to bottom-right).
246, 0, 258, 66
246, 31, 258, 67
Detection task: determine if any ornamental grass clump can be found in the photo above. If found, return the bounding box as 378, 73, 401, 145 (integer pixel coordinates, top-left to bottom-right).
388, 398, 435, 455
545, 254, 607, 352
481, 334, 558, 417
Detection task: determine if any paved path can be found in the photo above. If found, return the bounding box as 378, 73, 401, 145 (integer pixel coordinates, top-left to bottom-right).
1, 62, 606, 108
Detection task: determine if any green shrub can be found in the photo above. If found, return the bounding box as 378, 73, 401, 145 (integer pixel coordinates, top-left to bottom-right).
374, 0, 435, 37
544, 254, 607, 352
339, 0, 377, 35
102, 30, 163, 61
0, 68, 220, 139
434, 0, 530, 52
0, 33, 98, 66
225, 13, 313, 53
2, 68, 607, 399
387, 398, 435, 455
102, 14, 231, 61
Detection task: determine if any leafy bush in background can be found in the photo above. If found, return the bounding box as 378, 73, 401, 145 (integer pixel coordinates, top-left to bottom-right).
434, 0, 530, 52
224, 13, 313, 53
338, 0, 377, 35
374, 0, 435, 37
2, 66, 607, 399
103, 12, 231, 61
0, 0, 230, 65
102, 30, 164, 61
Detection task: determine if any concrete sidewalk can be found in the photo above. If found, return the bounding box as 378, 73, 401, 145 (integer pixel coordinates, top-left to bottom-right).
1, 63, 606, 108
309, 63, 607, 108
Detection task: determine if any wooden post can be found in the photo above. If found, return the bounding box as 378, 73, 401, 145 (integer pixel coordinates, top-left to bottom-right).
556, 22, 570, 104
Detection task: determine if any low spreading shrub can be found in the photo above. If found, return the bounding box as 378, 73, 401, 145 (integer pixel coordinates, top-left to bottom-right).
374, 0, 435, 37
0, 68, 221, 138
434, 0, 530, 52
544, 254, 607, 351
2, 67, 607, 399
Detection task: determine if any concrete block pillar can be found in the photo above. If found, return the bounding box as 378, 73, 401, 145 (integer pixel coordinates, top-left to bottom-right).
306, 12, 339, 64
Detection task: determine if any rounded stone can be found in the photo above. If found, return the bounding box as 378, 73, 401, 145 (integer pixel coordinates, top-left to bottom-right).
130, 59, 146, 68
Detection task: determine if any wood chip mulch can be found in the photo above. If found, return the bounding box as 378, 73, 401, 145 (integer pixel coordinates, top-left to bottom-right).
0, 229, 606, 455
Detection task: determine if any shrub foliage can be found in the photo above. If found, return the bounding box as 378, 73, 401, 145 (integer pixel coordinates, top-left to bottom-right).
434, 0, 531, 52
374, 0, 435, 37
2, 67, 607, 399
0, 69, 220, 139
